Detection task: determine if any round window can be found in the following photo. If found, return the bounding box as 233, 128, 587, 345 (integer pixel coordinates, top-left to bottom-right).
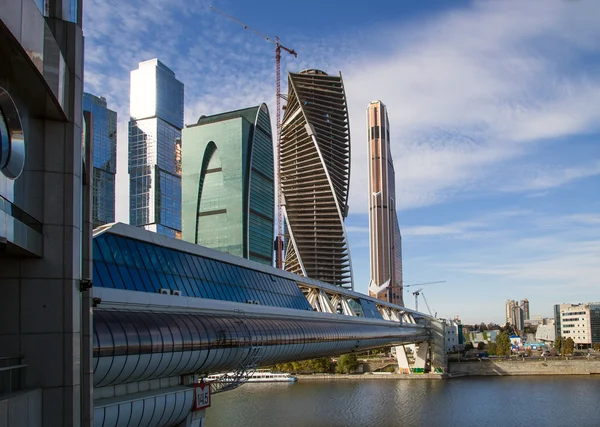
0, 87, 25, 180
0, 112, 9, 169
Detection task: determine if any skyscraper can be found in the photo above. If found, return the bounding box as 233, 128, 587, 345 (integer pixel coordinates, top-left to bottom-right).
280, 69, 353, 289
128, 58, 184, 237
181, 104, 274, 265
83, 93, 117, 228
367, 101, 404, 306
505, 299, 524, 331
520, 298, 530, 320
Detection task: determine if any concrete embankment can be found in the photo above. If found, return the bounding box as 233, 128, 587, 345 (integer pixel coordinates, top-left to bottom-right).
449, 358, 600, 376
297, 373, 445, 381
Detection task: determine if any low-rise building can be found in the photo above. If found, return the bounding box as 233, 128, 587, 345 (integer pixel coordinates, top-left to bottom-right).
555, 302, 600, 347
536, 324, 556, 343
463, 330, 499, 345
444, 318, 463, 352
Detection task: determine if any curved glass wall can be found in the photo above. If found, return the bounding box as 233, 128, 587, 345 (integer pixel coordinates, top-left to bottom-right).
181, 104, 274, 265
92, 233, 312, 310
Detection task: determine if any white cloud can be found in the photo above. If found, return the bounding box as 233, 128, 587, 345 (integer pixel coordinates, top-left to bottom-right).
502, 161, 600, 192
83, 0, 600, 221
340, 0, 600, 211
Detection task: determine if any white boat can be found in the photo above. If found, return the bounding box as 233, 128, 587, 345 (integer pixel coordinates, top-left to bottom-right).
206, 369, 297, 383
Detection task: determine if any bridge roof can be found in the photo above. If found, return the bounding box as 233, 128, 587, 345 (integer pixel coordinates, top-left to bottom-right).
92, 222, 426, 319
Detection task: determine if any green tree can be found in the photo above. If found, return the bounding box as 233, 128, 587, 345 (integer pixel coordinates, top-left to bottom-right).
554, 337, 563, 353
563, 337, 575, 355
477, 341, 486, 351
495, 331, 512, 356
336, 353, 359, 374
593, 343, 600, 352
486, 342, 497, 355
501, 323, 516, 336
308, 358, 330, 373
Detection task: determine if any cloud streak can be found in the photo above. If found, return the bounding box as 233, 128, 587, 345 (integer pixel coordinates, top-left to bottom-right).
83, 0, 600, 221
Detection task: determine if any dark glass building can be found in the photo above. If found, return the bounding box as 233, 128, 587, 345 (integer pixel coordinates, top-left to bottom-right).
591, 303, 600, 346
83, 93, 117, 228
181, 104, 274, 265
128, 59, 184, 238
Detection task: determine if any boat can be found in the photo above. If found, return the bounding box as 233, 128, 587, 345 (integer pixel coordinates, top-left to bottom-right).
206, 369, 297, 383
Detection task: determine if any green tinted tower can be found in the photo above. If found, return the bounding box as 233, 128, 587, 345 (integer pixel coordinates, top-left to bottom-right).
182, 104, 274, 265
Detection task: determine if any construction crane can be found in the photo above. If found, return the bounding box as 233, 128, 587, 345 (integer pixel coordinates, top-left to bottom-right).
412, 289, 434, 316
210, 5, 297, 269
406, 281, 445, 314
404, 281, 446, 289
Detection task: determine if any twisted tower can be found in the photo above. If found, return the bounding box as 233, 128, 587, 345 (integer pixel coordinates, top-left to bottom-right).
280, 69, 353, 289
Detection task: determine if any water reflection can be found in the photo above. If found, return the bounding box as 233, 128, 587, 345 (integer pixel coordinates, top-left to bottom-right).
207, 377, 600, 427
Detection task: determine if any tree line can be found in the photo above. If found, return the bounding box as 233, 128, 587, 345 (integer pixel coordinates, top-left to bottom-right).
272, 353, 359, 374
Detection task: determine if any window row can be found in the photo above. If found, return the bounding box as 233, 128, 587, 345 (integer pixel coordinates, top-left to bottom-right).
94, 260, 310, 310
94, 235, 303, 297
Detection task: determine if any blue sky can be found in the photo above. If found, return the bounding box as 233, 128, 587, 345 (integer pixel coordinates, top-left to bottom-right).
83, 0, 600, 324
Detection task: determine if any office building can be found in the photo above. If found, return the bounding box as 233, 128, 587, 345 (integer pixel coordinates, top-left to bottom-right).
554, 304, 562, 338
505, 299, 525, 331
128, 59, 184, 238
555, 302, 600, 347
181, 104, 274, 265
83, 93, 117, 228
0, 1, 93, 424
591, 303, 600, 345
366, 101, 404, 306
520, 298, 530, 320
280, 69, 353, 288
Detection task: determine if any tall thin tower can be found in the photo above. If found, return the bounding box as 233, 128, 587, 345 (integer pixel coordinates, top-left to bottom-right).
367, 101, 404, 306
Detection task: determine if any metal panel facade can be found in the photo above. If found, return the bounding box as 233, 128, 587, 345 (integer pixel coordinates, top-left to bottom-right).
281, 70, 353, 288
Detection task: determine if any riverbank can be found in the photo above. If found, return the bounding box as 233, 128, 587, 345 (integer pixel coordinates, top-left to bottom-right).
297, 372, 446, 381
448, 358, 600, 376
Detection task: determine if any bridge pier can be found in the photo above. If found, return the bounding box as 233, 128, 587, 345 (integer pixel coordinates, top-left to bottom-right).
394, 345, 411, 374
394, 318, 448, 374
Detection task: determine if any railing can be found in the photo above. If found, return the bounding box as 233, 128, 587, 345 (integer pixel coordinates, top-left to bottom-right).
0, 356, 26, 396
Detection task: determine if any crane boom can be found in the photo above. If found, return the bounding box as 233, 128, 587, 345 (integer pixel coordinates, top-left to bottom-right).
404, 280, 446, 289
210, 5, 297, 270
421, 291, 433, 317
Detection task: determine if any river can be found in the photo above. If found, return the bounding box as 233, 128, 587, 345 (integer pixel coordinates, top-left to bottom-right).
206, 376, 600, 427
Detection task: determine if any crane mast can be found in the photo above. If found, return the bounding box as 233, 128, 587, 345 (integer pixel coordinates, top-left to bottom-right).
210, 6, 297, 269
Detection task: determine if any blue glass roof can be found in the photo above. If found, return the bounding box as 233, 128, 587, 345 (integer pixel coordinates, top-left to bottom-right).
93, 233, 313, 311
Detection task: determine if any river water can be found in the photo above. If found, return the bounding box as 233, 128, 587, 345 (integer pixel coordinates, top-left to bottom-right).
206, 376, 600, 427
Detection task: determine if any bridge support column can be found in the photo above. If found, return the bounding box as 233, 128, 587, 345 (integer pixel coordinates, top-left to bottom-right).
414, 342, 429, 370
395, 345, 410, 374
428, 318, 448, 374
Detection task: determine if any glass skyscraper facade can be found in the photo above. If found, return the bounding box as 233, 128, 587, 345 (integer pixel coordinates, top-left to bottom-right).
83, 93, 117, 228
129, 59, 184, 238
181, 104, 274, 265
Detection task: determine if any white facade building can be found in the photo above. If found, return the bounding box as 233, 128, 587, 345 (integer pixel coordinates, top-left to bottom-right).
558, 303, 593, 345
445, 319, 461, 352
